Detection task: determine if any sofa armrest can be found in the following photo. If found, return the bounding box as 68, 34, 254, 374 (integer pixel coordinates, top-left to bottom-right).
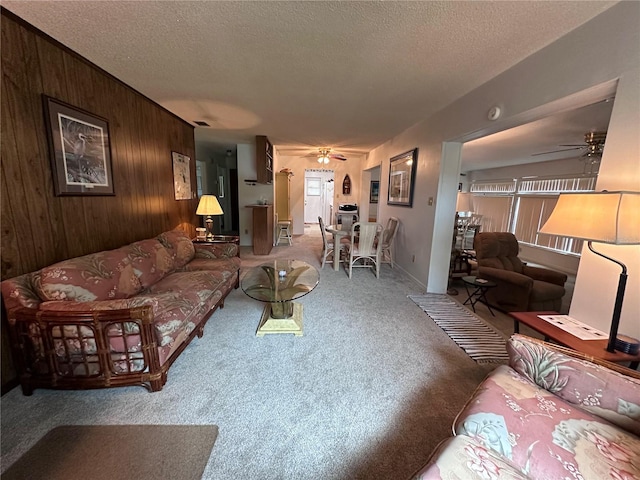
6, 305, 163, 394
522, 265, 567, 286
507, 334, 640, 435
194, 242, 239, 259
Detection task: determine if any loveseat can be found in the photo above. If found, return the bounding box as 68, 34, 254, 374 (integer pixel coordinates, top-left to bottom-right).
1, 229, 241, 394
412, 334, 640, 479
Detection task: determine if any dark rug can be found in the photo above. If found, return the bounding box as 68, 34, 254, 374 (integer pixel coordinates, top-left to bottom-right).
408, 293, 509, 364
1, 425, 218, 480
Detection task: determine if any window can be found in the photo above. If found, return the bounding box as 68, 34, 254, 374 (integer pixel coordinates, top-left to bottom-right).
469, 175, 595, 255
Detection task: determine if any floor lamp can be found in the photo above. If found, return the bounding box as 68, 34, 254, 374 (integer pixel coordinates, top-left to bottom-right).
539, 191, 640, 353
196, 195, 224, 241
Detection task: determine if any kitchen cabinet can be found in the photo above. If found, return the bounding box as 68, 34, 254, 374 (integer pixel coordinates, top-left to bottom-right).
256, 135, 273, 184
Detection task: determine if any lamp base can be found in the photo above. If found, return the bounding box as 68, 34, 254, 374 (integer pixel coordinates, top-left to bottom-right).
205, 216, 214, 241
614, 335, 640, 355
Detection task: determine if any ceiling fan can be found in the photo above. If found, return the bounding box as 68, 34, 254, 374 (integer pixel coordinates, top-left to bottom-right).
313, 148, 348, 164
532, 131, 607, 162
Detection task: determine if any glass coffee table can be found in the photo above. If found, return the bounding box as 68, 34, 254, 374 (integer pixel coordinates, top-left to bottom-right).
241, 259, 319, 337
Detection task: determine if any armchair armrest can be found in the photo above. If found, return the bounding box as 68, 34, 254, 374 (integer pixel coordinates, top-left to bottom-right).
522, 265, 567, 286
478, 266, 533, 290
478, 266, 533, 311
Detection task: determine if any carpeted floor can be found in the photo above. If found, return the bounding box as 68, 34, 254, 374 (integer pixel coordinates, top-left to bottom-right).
1, 425, 218, 480
1, 226, 496, 479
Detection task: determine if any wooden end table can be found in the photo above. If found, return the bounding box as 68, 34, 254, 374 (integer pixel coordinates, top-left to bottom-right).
510, 311, 640, 369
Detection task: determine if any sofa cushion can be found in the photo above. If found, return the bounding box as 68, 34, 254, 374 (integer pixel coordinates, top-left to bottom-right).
410, 435, 528, 480
1, 272, 42, 310
507, 334, 640, 436
157, 230, 195, 269
145, 270, 227, 343
37, 248, 142, 302
454, 365, 640, 480
193, 242, 239, 259
180, 257, 241, 279
122, 239, 174, 289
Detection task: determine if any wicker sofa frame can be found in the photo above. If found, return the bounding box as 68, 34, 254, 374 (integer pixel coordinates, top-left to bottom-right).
6, 291, 232, 395
2, 231, 240, 395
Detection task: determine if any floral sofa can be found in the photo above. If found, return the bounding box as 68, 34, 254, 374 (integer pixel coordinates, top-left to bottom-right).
412, 334, 640, 479
1, 229, 241, 394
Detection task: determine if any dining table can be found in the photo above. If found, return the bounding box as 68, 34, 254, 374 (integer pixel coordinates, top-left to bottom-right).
324, 224, 351, 271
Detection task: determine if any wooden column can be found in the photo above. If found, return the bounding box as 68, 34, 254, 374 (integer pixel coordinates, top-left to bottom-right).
246, 205, 273, 255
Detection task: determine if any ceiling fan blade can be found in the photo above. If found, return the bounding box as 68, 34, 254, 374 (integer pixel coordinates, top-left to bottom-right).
558, 144, 588, 147
330, 154, 347, 161
532, 146, 584, 156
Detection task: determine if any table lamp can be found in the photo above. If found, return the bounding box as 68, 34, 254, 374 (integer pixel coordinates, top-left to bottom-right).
539, 191, 640, 352
196, 195, 224, 241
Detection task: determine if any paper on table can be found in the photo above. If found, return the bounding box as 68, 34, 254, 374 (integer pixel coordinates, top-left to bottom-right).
537, 315, 608, 341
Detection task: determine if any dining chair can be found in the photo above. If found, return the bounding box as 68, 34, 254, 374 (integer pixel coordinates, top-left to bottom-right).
344, 222, 383, 278
379, 217, 399, 268
318, 216, 346, 269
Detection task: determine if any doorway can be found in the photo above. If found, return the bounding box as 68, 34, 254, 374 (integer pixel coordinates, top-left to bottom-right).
304, 169, 334, 224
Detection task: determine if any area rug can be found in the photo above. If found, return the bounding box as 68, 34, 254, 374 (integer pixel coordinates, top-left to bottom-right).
1, 425, 218, 480
408, 293, 509, 364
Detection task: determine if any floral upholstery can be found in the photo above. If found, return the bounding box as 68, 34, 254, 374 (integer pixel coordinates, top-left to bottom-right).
417, 335, 640, 480
122, 238, 174, 289
1, 272, 42, 310
507, 334, 640, 436
37, 248, 143, 302
411, 435, 528, 480
157, 229, 195, 269
454, 365, 640, 479
194, 242, 239, 259
1, 229, 240, 393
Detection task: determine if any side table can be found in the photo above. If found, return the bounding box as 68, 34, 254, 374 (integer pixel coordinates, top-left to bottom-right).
462, 275, 497, 316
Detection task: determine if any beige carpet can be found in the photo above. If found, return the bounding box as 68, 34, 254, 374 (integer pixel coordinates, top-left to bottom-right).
1, 425, 218, 480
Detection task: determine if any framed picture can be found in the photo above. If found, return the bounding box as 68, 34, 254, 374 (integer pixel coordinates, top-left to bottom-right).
370, 180, 379, 204
43, 96, 114, 196
387, 148, 418, 207
172, 151, 192, 200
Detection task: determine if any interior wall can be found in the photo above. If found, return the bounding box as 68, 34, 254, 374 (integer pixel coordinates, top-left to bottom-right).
466, 156, 598, 182
570, 66, 640, 338
0, 11, 197, 389
275, 154, 364, 234
361, 2, 639, 335
237, 142, 273, 246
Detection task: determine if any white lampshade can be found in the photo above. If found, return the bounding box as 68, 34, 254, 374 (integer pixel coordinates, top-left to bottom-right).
196, 195, 224, 216
539, 191, 640, 244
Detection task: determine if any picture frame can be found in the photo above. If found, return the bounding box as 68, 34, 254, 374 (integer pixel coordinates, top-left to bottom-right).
172, 151, 192, 200
370, 180, 379, 204
43, 96, 114, 196
387, 148, 417, 207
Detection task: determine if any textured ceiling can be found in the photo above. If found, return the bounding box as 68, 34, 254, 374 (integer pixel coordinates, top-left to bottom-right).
3, 1, 617, 165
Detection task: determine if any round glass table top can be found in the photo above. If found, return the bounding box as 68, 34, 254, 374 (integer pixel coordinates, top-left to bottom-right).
241, 259, 320, 303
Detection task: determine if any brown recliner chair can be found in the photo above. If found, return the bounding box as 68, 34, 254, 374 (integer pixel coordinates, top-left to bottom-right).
474, 232, 567, 312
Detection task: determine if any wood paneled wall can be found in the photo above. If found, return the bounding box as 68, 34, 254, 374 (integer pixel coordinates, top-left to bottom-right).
0, 11, 197, 391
